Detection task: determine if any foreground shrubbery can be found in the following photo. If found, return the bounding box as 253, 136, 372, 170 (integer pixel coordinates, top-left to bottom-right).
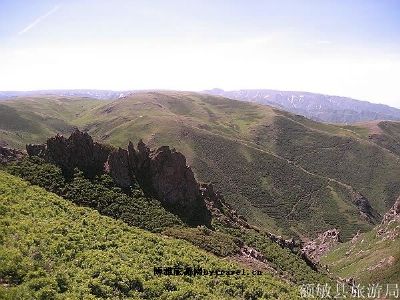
162, 226, 242, 257
0, 171, 299, 299
6, 157, 183, 232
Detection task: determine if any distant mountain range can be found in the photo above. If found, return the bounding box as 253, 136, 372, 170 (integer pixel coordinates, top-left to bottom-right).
2, 89, 400, 124
203, 89, 400, 124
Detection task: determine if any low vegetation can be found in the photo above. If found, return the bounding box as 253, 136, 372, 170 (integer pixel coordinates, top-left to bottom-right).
6, 157, 183, 232
320, 222, 400, 284
0, 171, 300, 299
162, 227, 242, 257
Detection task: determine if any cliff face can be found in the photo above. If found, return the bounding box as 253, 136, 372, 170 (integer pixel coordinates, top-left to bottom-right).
26, 129, 211, 226
126, 141, 209, 225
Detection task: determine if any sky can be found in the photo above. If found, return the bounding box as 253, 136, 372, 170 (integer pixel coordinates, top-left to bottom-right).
0, 0, 399, 107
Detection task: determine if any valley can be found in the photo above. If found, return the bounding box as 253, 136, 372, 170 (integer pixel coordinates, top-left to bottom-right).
1, 91, 400, 240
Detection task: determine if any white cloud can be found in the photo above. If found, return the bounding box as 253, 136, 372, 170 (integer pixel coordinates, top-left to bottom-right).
18, 5, 60, 35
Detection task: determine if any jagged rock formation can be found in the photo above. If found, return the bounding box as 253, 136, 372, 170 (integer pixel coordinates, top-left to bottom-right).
127, 142, 210, 225
301, 229, 341, 263
27, 130, 112, 178
131, 144, 200, 207
0, 146, 25, 164
350, 231, 361, 244
26, 144, 46, 157
26, 129, 211, 226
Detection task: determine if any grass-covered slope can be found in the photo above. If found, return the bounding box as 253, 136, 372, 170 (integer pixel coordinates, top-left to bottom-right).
76, 92, 400, 238
348, 120, 400, 158
0, 171, 299, 299
320, 220, 400, 284
270, 114, 400, 214
0, 96, 106, 148
2, 92, 400, 239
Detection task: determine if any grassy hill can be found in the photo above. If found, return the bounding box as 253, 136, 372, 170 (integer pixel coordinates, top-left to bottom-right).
75, 92, 400, 239
0, 171, 300, 299
320, 219, 400, 284
1, 91, 400, 240
0, 96, 106, 148
347, 120, 400, 158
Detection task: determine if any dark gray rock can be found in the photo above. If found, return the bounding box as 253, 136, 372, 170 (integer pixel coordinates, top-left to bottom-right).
0, 146, 25, 164
105, 148, 131, 188
26, 144, 46, 157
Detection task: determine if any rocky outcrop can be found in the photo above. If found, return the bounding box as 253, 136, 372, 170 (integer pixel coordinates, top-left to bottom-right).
26, 144, 46, 157
301, 229, 341, 263
26, 130, 211, 226
27, 130, 112, 178
127, 142, 210, 225
0, 146, 25, 164
382, 196, 400, 224
140, 145, 199, 206
350, 231, 361, 244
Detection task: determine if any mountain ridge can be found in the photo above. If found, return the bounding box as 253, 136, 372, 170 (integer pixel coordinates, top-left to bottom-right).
2, 88, 400, 125
203, 88, 400, 124
1, 91, 400, 240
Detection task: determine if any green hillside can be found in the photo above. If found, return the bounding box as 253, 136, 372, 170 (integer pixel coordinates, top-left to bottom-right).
75, 92, 400, 239
347, 120, 400, 158
0, 96, 106, 148
320, 220, 400, 284
0, 171, 300, 299
1, 92, 400, 239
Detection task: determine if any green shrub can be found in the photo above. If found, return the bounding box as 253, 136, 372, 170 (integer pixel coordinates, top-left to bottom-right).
6, 158, 183, 232
0, 171, 300, 299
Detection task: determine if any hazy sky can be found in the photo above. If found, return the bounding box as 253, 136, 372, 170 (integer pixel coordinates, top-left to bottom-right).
0, 0, 399, 107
